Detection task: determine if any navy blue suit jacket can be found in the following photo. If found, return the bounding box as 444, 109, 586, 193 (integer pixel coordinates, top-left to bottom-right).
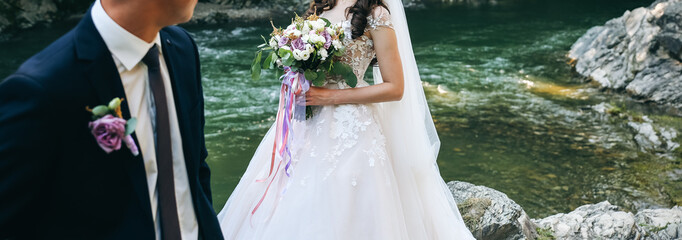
0, 8, 223, 240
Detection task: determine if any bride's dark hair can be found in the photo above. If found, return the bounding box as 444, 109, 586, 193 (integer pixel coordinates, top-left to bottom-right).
302, 0, 389, 39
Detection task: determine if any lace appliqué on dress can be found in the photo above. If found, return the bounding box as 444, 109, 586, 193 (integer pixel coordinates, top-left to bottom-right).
324, 7, 393, 88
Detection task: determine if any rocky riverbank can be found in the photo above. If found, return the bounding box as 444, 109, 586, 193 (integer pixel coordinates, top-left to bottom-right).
569, 0, 682, 109
184, 0, 508, 25
450, 181, 682, 239
0, 0, 510, 36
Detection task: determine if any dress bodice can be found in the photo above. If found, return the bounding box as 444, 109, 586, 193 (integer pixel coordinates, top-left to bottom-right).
320, 7, 394, 88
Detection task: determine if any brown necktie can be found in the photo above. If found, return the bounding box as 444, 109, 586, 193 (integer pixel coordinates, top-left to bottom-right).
142, 44, 181, 240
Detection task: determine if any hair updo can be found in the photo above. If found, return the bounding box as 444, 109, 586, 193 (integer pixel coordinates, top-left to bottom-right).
302, 0, 389, 39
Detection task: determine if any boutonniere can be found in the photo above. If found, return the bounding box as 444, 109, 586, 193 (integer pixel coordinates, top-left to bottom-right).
86, 98, 139, 156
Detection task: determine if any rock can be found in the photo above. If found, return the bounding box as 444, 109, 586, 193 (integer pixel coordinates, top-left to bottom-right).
1, 0, 436, 34
448, 181, 538, 240
627, 119, 680, 155
533, 201, 639, 239
569, 0, 682, 108
592, 102, 613, 114
534, 201, 682, 240
449, 181, 681, 239
0, 0, 90, 35
186, 2, 287, 25
635, 206, 682, 239
1, 0, 56, 33
629, 121, 663, 152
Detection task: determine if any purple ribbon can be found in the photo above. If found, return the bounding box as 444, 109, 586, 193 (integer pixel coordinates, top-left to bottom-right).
252, 66, 310, 218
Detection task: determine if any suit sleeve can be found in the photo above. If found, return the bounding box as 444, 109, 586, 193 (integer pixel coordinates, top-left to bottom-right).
185, 30, 213, 204
0, 75, 54, 238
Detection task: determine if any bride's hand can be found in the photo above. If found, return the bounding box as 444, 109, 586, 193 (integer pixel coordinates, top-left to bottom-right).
305, 87, 337, 106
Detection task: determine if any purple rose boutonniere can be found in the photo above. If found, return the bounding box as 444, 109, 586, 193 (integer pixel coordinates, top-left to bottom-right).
86, 98, 139, 156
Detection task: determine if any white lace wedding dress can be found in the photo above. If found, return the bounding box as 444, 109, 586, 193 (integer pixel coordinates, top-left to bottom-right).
217, 6, 475, 240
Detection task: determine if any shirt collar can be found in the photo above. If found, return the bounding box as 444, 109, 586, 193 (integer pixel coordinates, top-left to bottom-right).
91, 0, 163, 71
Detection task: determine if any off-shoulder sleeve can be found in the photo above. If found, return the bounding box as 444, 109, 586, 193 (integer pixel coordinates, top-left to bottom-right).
367, 6, 393, 30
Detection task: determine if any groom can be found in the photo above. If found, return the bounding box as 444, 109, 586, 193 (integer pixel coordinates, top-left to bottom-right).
0, 0, 223, 239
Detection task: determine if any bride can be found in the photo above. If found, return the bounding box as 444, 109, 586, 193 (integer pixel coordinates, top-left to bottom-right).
217, 0, 475, 238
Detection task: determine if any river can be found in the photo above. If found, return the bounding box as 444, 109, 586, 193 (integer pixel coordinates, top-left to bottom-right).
1, 0, 679, 218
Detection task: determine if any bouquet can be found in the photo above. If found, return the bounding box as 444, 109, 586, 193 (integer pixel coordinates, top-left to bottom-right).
248, 13, 357, 217
250, 14, 357, 88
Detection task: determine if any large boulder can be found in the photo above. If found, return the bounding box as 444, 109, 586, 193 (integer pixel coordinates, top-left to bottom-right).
635, 206, 682, 239
533, 201, 639, 239
448, 181, 681, 239
448, 181, 538, 240
534, 201, 682, 239
0, 0, 91, 35
569, 0, 682, 108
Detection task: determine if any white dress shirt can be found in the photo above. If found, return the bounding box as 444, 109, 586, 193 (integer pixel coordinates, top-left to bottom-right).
91, 1, 199, 239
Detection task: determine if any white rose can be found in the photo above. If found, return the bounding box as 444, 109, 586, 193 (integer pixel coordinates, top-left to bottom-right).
283, 25, 296, 36
293, 49, 304, 61
308, 20, 324, 31
302, 22, 311, 32
269, 37, 278, 48
308, 33, 321, 44
326, 27, 336, 36
301, 51, 310, 61
316, 19, 327, 30
304, 44, 314, 54
319, 48, 328, 60
302, 34, 310, 43
332, 39, 342, 49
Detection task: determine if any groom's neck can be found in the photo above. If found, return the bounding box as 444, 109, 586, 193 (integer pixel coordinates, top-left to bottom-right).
101, 0, 165, 43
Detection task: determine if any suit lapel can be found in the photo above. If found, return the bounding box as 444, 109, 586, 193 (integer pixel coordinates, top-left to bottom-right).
160, 31, 198, 179
75, 9, 153, 220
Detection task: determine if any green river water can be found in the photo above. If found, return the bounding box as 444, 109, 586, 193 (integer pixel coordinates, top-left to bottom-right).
1, 0, 680, 218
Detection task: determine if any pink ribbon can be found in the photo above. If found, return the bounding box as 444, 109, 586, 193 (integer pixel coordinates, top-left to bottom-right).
252, 67, 309, 218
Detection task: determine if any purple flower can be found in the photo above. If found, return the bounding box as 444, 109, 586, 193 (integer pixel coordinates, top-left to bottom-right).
278, 37, 290, 48
291, 37, 305, 50
322, 31, 332, 49
88, 114, 127, 154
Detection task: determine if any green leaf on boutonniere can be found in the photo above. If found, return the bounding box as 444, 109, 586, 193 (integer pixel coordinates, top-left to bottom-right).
92, 105, 109, 117
108, 98, 122, 111
125, 117, 137, 136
